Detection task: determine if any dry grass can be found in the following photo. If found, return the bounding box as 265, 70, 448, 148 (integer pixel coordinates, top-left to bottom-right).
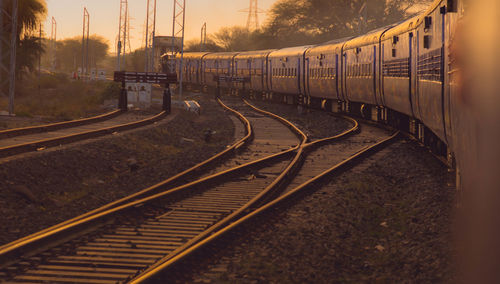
0, 73, 121, 120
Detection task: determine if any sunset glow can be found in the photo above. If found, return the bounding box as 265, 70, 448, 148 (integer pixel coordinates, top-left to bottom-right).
43, 0, 277, 52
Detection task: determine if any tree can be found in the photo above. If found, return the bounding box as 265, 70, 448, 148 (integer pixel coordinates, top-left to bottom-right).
51, 35, 109, 73
185, 38, 223, 52
262, 0, 431, 46
0, 0, 46, 81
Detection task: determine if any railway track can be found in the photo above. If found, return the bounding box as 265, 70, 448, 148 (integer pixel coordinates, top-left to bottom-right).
0, 98, 398, 283
0, 110, 122, 140
0, 110, 166, 159
130, 110, 400, 283
0, 99, 311, 283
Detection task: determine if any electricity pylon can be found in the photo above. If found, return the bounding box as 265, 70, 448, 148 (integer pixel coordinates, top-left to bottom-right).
81, 7, 90, 78
50, 17, 57, 71
240, 0, 264, 31
145, 0, 157, 72
117, 0, 128, 71
200, 22, 206, 52
172, 0, 186, 98
0, 0, 18, 115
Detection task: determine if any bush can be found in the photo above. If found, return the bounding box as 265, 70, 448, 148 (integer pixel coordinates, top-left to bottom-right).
12, 75, 122, 120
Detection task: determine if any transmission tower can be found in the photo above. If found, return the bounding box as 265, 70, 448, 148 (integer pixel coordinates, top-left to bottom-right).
172, 0, 186, 98
0, 0, 18, 115
50, 17, 57, 71
117, 0, 128, 71
126, 12, 132, 54
240, 0, 264, 31
200, 23, 206, 52
145, 0, 157, 72
81, 7, 90, 78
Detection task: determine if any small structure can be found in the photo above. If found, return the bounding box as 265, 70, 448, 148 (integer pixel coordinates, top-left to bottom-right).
113, 71, 177, 113
125, 83, 152, 108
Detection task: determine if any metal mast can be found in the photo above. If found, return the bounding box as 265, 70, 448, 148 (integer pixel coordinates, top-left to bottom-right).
200, 22, 206, 52
81, 7, 90, 79
172, 0, 186, 98
0, 0, 18, 115
240, 0, 263, 31
145, 0, 157, 72
117, 0, 127, 71
50, 17, 57, 71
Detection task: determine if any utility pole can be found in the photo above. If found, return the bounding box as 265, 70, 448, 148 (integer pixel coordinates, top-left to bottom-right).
172, 0, 186, 99
200, 22, 206, 52
145, 0, 157, 72
117, 0, 127, 71
38, 23, 42, 95
0, 0, 19, 115
50, 17, 57, 72
81, 7, 90, 79
240, 0, 263, 31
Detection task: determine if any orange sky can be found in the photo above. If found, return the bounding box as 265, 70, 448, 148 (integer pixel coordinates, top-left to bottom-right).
44, 0, 278, 52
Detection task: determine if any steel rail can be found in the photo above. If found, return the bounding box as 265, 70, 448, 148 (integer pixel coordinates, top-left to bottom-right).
0, 99, 305, 271
0, 98, 251, 259
0, 109, 123, 140
0, 111, 167, 158
132, 100, 309, 276
131, 130, 399, 283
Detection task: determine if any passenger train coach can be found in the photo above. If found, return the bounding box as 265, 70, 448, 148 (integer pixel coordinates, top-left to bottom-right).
164, 0, 467, 185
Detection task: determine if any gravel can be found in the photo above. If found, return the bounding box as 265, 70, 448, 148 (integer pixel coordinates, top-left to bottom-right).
0, 96, 235, 246
183, 101, 457, 283
248, 100, 352, 140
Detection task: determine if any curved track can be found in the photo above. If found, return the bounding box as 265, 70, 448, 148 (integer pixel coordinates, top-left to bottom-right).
131, 109, 399, 283
0, 100, 308, 284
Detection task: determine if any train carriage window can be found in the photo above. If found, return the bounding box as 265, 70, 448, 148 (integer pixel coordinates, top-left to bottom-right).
447, 0, 457, 12
424, 35, 431, 49
424, 16, 432, 31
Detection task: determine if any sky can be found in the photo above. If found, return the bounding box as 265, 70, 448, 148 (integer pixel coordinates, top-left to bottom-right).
43, 0, 278, 53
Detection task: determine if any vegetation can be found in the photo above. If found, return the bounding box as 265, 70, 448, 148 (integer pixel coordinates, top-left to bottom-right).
0, 0, 46, 82
205, 0, 431, 51
44, 35, 110, 73
0, 72, 120, 119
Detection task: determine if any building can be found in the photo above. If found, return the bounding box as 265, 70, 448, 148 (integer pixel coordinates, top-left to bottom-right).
153, 36, 183, 71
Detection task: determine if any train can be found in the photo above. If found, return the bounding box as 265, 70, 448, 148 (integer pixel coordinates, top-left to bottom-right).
163, 0, 468, 186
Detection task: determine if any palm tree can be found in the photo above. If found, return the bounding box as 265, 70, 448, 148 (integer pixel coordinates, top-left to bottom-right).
1, 0, 47, 80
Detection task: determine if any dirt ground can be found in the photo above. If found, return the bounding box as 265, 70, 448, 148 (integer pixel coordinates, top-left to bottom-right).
0, 96, 235, 246
185, 101, 457, 283
248, 100, 352, 140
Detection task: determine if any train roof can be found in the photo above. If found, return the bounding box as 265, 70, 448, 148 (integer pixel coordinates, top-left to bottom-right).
268, 45, 314, 59
381, 15, 422, 40
344, 25, 395, 49
234, 49, 277, 60
203, 52, 240, 60
306, 37, 353, 55
176, 52, 212, 60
